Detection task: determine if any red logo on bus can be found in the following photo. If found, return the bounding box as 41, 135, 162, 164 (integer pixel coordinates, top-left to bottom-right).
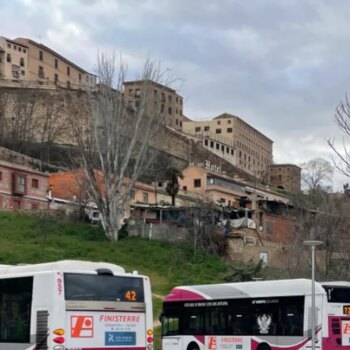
71, 315, 94, 338
208, 336, 217, 350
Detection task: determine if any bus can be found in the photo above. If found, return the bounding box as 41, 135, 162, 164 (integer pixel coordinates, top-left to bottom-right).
0, 260, 154, 350
161, 279, 350, 350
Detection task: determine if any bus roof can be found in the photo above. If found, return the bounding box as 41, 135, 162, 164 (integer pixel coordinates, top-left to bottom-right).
165, 279, 327, 302
0, 260, 125, 275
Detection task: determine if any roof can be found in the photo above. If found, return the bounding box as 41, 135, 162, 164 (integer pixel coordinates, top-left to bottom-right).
0, 36, 28, 48
49, 170, 87, 200
165, 279, 327, 302
0, 260, 125, 275
0, 160, 48, 177
14, 37, 95, 76
123, 79, 179, 95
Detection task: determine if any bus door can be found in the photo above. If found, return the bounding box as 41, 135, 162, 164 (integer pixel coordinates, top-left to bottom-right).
64, 273, 147, 349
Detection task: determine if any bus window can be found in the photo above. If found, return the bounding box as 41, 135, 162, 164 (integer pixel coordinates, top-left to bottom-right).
279, 297, 304, 336
230, 304, 251, 335
324, 287, 350, 303
0, 277, 33, 343
64, 273, 144, 302
251, 301, 278, 336
206, 308, 227, 335
183, 309, 205, 335
162, 314, 180, 336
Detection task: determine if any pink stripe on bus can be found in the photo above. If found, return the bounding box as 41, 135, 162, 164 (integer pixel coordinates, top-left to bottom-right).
164, 288, 206, 301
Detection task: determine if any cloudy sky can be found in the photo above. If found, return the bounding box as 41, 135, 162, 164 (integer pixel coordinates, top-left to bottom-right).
2, 0, 350, 189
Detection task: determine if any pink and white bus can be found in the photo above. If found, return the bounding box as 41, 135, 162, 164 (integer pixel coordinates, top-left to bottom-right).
161, 279, 350, 350
0, 260, 154, 350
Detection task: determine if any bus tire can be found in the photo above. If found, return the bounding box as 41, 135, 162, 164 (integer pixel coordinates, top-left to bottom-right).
257, 343, 271, 350
187, 341, 200, 350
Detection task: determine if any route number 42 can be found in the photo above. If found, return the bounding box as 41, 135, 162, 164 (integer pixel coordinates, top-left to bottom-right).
124, 290, 137, 301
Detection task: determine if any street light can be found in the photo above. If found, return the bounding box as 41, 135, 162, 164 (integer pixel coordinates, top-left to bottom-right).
303, 240, 323, 350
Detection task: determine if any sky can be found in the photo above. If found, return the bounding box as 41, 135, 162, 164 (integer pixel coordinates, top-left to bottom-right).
1, 0, 350, 190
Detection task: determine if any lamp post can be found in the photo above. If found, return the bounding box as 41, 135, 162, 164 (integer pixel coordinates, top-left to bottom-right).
303, 240, 323, 350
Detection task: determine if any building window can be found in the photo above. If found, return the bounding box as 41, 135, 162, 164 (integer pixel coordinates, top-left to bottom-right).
38, 66, 44, 78
67, 66, 70, 76
226, 147, 230, 154
168, 95, 172, 102
6, 53, 11, 63
0, 172, 2, 181
180, 121, 182, 127
227, 128, 233, 133
176, 119, 178, 125
216, 143, 220, 150
154, 89, 158, 96
231, 149, 234, 155
221, 145, 225, 152
39, 50, 43, 61
183, 186, 187, 191
135, 89, 141, 97
13, 45, 17, 50
204, 126, 210, 132
161, 104, 164, 113
67, 81, 70, 89
54, 74, 58, 84
55, 59, 58, 69
21, 70, 25, 76
86, 75, 89, 82
228, 119, 232, 124
20, 57, 24, 67
31, 178, 39, 189
7, 43, 11, 48
23, 48, 26, 53
204, 139, 208, 146
143, 192, 148, 203
194, 179, 201, 188
168, 107, 172, 114
195, 127, 201, 132
79, 73, 82, 82
217, 120, 221, 125
216, 129, 221, 134
12, 174, 26, 195
210, 141, 214, 148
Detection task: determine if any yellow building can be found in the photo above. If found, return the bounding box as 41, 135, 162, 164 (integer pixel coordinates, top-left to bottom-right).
183, 113, 273, 177
0, 36, 28, 81
124, 80, 184, 131
14, 37, 96, 89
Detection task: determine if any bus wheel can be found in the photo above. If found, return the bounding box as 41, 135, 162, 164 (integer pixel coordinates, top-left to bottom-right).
187, 341, 200, 350
257, 343, 271, 350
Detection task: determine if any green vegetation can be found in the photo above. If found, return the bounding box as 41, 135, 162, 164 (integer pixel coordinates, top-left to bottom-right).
0, 212, 229, 317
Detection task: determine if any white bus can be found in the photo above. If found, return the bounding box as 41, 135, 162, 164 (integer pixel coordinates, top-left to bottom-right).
161, 279, 350, 350
0, 260, 154, 350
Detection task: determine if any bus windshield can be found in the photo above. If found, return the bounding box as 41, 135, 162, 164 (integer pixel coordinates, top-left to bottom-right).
324, 286, 350, 303
64, 273, 144, 302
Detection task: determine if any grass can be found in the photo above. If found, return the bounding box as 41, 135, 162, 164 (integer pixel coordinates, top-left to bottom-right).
0, 211, 230, 320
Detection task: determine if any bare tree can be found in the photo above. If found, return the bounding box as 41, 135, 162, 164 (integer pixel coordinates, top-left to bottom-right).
70, 54, 172, 241
301, 158, 333, 192
328, 96, 350, 177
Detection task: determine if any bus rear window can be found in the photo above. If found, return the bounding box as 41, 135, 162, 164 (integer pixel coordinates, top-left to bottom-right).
324, 286, 350, 303
64, 273, 144, 302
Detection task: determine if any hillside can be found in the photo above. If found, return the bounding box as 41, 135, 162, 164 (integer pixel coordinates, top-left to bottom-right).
0, 212, 232, 316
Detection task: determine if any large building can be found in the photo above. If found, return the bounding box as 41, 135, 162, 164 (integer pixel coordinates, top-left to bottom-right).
123, 80, 184, 131
0, 36, 29, 81
12, 37, 96, 89
268, 163, 301, 192
183, 113, 273, 177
